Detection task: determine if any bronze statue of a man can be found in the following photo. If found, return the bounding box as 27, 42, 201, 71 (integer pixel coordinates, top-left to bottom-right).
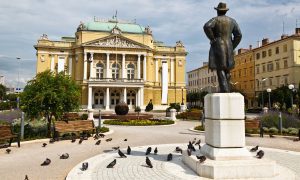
204, 2, 242, 93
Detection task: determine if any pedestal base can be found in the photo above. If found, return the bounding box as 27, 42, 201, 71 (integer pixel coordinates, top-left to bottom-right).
200, 144, 252, 160
182, 150, 278, 179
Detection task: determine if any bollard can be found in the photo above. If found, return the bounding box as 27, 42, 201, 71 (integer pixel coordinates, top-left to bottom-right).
98, 109, 102, 129
279, 112, 282, 135
20, 112, 25, 139
170, 109, 177, 120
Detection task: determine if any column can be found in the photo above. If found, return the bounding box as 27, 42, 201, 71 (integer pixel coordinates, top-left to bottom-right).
140, 87, 144, 107
83, 52, 87, 80
106, 53, 111, 78
122, 54, 126, 79
105, 87, 110, 110
50, 54, 55, 72
143, 55, 147, 81
68, 56, 72, 75
136, 88, 140, 106
137, 54, 141, 79
171, 58, 174, 83
155, 58, 158, 82
87, 86, 92, 109
89, 53, 94, 79
123, 87, 127, 104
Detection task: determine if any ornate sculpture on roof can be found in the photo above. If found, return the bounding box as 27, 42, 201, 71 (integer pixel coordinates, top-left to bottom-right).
176, 40, 184, 47
145, 26, 152, 35
111, 27, 122, 35
77, 21, 87, 31
39, 34, 48, 40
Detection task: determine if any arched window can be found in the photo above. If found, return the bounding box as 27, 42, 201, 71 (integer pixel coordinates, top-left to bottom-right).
127, 64, 135, 80
96, 63, 104, 79
112, 63, 120, 79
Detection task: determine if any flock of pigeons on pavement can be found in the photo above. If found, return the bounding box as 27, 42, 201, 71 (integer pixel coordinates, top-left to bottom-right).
4, 133, 266, 180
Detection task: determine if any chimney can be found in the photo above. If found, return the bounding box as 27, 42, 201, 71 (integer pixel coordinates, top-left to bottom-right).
281, 34, 288, 39
203, 62, 208, 66
249, 45, 252, 50
262, 38, 269, 46
295, 28, 300, 35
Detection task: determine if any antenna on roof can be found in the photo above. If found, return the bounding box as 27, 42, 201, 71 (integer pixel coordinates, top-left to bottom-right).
282, 20, 285, 35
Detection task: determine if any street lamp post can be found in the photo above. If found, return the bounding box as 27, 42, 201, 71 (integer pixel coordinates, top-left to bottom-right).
266, 88, 271, 110
181, 87, 184, 105
260, 78, 268, 109
288, 84, 295, 107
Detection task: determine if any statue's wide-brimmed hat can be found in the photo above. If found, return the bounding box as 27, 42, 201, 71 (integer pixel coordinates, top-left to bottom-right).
214, 2, 229, 11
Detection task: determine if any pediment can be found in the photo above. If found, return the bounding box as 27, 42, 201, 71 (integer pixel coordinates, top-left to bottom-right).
83, 35, 150, 49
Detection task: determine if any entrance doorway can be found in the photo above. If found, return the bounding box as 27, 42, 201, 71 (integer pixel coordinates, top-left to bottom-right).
127, 90, 136, 109
94, 90, 104, 108
110, 90, 121, 109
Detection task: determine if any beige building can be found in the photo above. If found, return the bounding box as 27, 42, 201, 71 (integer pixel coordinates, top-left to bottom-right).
34, 18, 187, 110
187, 62, 218, 93
254, 29, 300, 95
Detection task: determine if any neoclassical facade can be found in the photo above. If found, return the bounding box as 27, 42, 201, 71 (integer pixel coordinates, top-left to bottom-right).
34, 18, 187, 110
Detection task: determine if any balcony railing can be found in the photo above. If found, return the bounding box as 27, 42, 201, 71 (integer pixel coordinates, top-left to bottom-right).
88, 78, 144, 83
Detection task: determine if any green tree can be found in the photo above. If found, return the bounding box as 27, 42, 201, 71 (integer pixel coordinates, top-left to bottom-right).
0, 84, 6, 100
20, 70, 80, 137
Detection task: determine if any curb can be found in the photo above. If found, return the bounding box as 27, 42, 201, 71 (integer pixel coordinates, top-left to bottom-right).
188, 127, 204, 133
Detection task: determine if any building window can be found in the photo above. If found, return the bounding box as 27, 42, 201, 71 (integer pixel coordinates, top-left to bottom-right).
283, 44, 287, 52
269, 78, 273, 86
238, 69, 241, 77
284, 60, 288, 68
112, 63, 120, 79
244, 68, 247, 76
256, 79, 259, 88
256, 53, 260, 60
256, 66, 260, 74
249, 67, 253, 75
276, 76, 280, 85
284, 75, 288, 85
276, 61, 280, 70
268, 49, 272, 56
262, 51, 267, 58
276, 47, 279, 54
267, 63, 273, 72
96, 63, 104, 79
127, 63, 135, 80
262, 64, 266, 72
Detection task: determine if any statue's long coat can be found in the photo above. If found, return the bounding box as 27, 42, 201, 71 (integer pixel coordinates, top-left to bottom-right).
204, 15, 242, 70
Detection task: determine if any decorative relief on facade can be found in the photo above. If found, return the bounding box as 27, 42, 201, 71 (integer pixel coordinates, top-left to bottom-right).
86, 37, 142, 48
77, 21, 87, 31
40, 55, 45, 62
145, 26, 152, 35
178, 60, 183, 66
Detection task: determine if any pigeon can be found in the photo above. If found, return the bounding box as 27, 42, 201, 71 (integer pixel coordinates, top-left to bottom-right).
95, 140, 101, 145
112, 146, 120, 150
6, 149, 11, 154
42, 143, 47, 147
256, 150, 264, 159
250, 145, 259, 152
154, 147, 158, 155
107, 159, 116, 168
293, 138, 299, 142
118, 149, 127, 158
49, 139, 55, 144
81, 162, 88, 171
124, 139, 127, 141
145, 147, 152, 155
196, 155, 207, 163
79, 138, 83, 144
94, 134, 99, 140
41, 158, 51, 166
269, 134, 275, 138
191, 138, 196, 144
187, 149, 192, 156
83, 134, 88, 140
175, 147, 183, 154
71, 138, 76, 143
146, 157, 153, 168
60, 153, 69, 159
188, 141, 196, 151
198, 144, 201, 150
106, 138, 112, 142
167, 153, 173, 161
195, 139, 201, 146
99, 133, 105, 138
24, 175, 29, 180
127, 146, 131, 155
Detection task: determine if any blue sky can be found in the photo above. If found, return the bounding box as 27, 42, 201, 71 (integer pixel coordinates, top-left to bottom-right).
0, 0, 300, 88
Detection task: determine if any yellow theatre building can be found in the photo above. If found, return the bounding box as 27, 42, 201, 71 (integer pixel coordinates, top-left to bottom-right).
34, 18, 187, 110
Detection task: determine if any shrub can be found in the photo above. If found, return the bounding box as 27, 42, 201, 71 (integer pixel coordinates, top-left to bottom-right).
12, 118, 48, 140
269, 127, 279, 134
97, 126, 109, 133
166, 103, 180, 112
145, 100, 153, 112
282, 128, 289, 134
245, 129, 253, 133
194, 125, 205, 131
287, 127, 298, 135
176, 110, 202, 120
63, 113, 80, 121
115, 102, 129, 115
263, 127, 269, 133
103, 119, 174, 126
80, 114, 88, 120
135, 106, 141, 113
261, 111, 300, 128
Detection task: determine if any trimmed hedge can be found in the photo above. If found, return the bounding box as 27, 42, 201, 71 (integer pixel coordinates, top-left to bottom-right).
194, 125, 205, 131
97, 126, 109, 133
176, 110, 202, 120
103, 119, 174, 126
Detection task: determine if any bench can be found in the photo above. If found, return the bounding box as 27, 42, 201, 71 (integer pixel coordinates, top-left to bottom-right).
54, 120, 95, 138
245, 119, 260, 129
0, 125, 20, 147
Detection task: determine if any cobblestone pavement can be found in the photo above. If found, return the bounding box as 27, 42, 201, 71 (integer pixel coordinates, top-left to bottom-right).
0, 120, 300, 180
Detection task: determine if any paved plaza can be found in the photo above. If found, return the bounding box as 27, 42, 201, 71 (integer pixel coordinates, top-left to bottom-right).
0, 120, 300, 179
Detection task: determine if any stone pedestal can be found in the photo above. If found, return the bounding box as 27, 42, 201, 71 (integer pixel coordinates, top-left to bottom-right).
170, 109, 176, 120
183, 93, 277, 179
87, 109, 94, 120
